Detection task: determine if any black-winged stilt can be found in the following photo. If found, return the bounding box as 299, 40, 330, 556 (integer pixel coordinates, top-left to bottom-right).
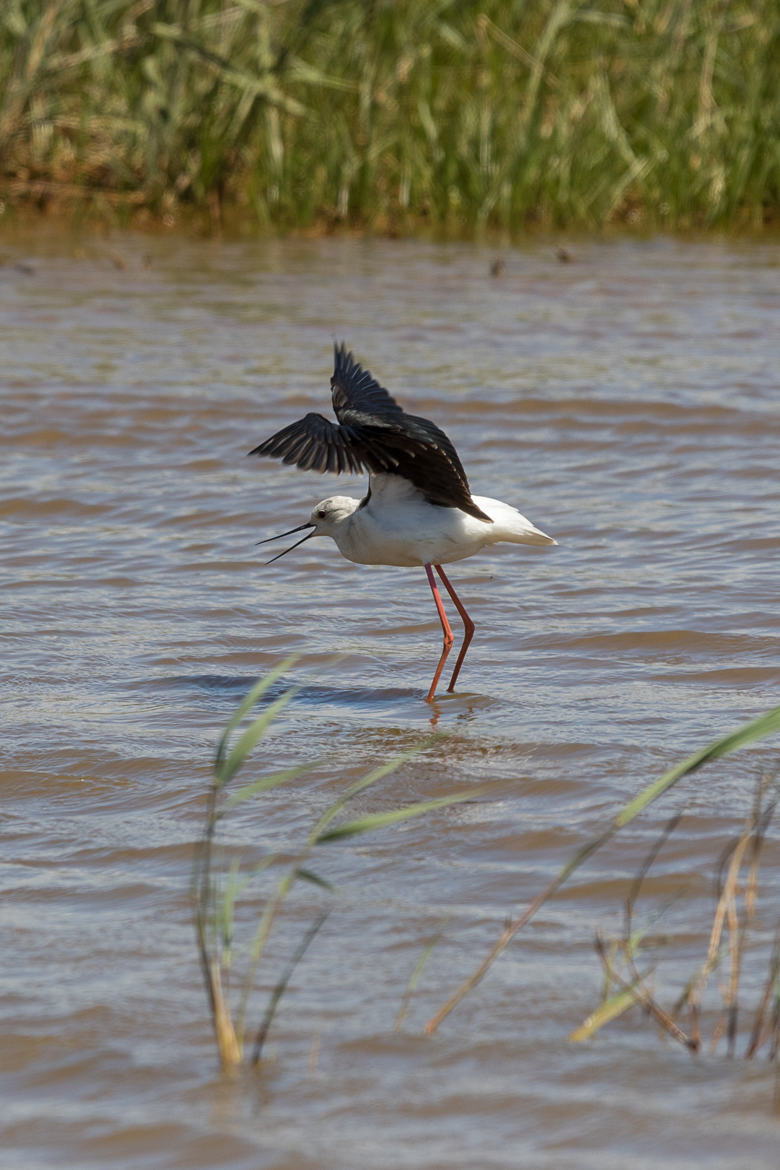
250, 343, 556, 701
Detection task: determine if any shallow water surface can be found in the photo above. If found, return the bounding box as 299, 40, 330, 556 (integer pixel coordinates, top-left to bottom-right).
1, 230, 779, 1169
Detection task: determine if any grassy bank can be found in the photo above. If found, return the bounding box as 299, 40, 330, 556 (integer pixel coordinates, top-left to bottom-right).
1, 0, 777, 234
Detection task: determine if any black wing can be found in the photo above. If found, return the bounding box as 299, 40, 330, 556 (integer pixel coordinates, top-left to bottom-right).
330, 340, 404, 423
249, 411, 365, 474
249, 344, 491, 522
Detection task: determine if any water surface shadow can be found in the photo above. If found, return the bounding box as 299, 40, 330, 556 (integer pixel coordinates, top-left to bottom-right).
141, 673, 496, 721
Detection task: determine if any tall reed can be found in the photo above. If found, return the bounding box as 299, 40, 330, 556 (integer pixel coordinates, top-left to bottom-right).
1, 1, 776, 232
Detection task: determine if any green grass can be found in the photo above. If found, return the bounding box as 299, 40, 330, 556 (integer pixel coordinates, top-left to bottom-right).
193, 658, 500, 1068
425, 703, 780, 1035
196, 663, 779, 1069
1, 0, 777, 233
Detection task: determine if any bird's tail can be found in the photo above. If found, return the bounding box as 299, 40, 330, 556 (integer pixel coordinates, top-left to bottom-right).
509, 525, 557, 547
474, 497, 557, 546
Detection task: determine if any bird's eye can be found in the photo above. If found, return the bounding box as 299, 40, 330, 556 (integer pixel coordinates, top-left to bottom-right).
316, 509, 326, 519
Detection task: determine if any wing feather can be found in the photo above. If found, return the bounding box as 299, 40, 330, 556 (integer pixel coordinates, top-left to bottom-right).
248, 413, 357, 474
330, 342, 403, 421
248, 346, 491, 522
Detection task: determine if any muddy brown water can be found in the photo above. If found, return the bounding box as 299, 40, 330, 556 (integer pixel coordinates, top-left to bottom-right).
2, 229, 779, 1169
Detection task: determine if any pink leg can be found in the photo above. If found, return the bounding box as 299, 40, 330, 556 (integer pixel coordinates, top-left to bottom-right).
435, 564, 475, 692
424, 563, 454, 702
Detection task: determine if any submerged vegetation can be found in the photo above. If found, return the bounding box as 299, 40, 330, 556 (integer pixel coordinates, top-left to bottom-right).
1, 0, 777, 234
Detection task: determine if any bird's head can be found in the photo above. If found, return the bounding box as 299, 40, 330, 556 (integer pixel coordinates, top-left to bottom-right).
258, 496, 358, 563
308, 495, 359, 534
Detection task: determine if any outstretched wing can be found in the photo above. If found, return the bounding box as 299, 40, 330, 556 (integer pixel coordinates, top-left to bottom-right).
249, 344, 491, 522
248, 412, 365, 474
330, 341, 404, 423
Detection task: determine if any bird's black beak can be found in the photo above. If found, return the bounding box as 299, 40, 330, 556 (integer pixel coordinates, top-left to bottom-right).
256, 522, 316, 565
